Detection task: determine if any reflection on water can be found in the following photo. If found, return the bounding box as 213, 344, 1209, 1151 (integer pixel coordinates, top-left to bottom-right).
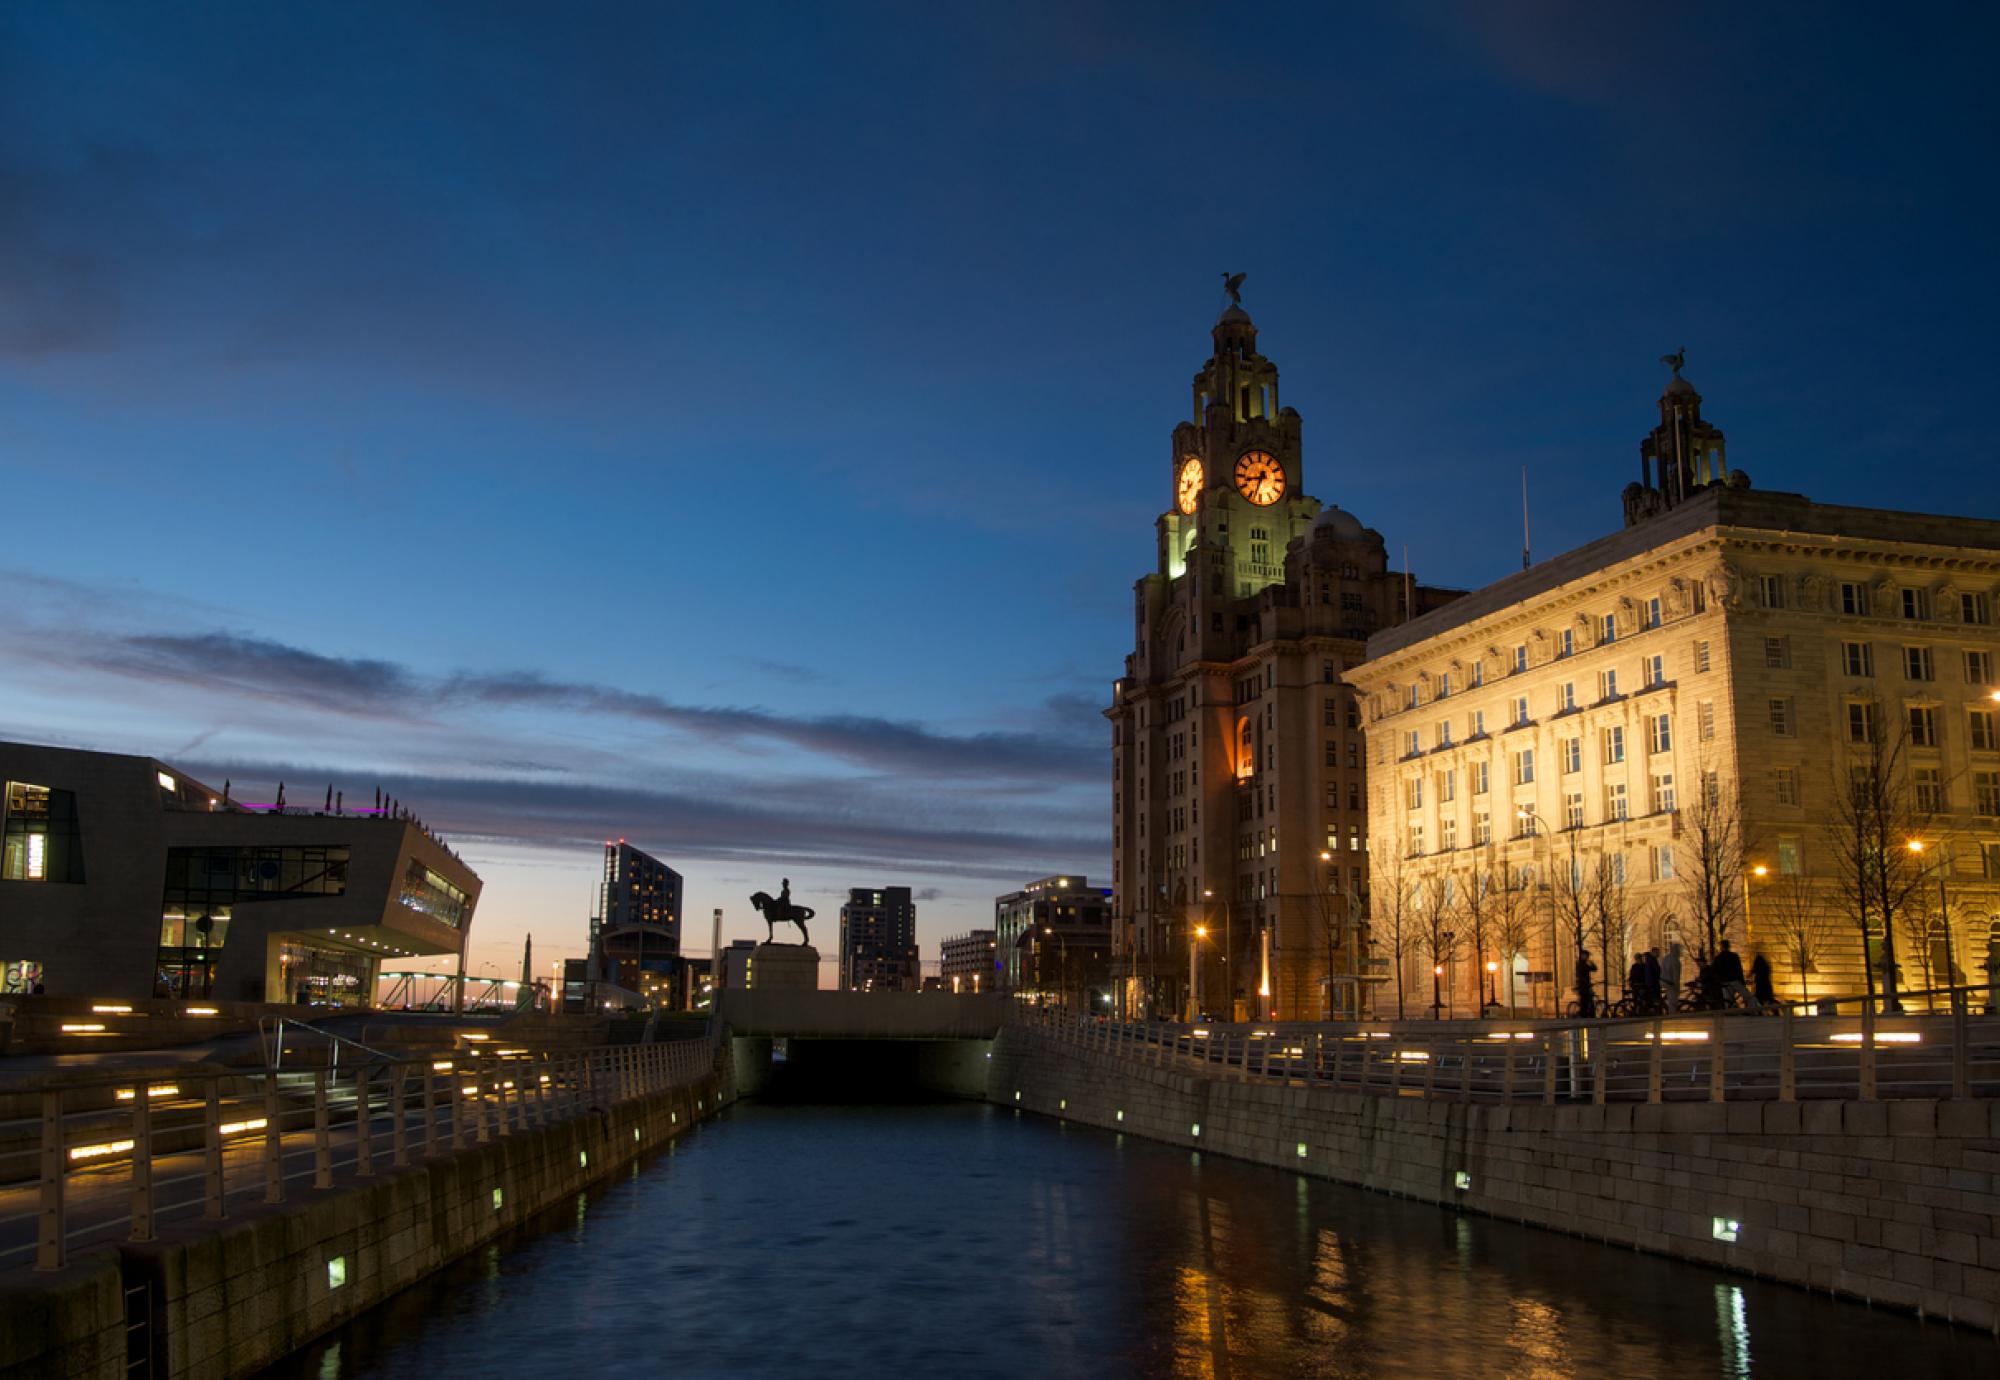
269, 1101, 1989, 1380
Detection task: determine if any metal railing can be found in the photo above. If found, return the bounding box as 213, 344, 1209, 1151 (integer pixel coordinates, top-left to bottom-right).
258, 1016, 398, 1071
1025, 992, 2000, 1107
0, 1036, 717, 1275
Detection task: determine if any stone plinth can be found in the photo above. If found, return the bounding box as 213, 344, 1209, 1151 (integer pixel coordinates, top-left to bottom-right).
724, 943, 819, 991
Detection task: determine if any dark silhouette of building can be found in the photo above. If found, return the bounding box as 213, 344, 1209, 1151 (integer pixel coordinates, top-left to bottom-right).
590, 840, 683, 996
839, 886, 918, 991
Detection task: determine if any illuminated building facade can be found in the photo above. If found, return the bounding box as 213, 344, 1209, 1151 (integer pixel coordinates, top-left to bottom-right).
0, 740, 478, 1006
1351, 369, 2000, 1014
839, 886, 919, 991
940, 929, 998, 993
1106, 300, 1459, 1021
994, 875, 1111, 1007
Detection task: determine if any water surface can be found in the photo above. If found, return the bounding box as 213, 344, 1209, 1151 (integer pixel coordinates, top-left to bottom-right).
272, 1100, 1991, 1379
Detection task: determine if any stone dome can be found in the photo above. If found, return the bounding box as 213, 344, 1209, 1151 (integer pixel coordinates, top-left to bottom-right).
1216, 304, 1252, 327
1664, 374, 1700, 397
1312, 505, 1365, 539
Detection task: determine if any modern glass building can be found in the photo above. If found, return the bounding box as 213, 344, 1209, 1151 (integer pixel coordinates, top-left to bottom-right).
0, 741, 480, 1006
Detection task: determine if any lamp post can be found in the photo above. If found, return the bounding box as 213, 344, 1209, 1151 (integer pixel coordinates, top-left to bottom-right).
1906, 838, 1955, 1007
1187, 924, 1208, 1022
1484, 958, 1499, 1011
1201, 889, 1233, 1020
1516, 806, 1555, 1016
1317, 852, 1333, 1019
1041, 926, 1071, 1012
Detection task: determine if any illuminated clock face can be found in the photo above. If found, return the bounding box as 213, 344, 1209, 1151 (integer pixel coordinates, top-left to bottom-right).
1175, 457, 1203, 514
1234, 451, 1286, 505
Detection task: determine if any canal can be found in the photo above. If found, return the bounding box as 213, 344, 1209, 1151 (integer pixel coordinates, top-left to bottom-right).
271, 1099, 1990, 1378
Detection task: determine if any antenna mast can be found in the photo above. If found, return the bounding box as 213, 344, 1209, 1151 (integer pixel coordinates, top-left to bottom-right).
1521, 466, 1531, 570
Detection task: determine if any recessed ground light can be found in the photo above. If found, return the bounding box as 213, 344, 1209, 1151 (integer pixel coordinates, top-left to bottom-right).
1454, 1171, 1472, 1191
1712, 1217, 1740, 1243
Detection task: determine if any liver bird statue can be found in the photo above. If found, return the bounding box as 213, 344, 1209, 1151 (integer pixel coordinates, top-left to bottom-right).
1222, 271, 1246, 306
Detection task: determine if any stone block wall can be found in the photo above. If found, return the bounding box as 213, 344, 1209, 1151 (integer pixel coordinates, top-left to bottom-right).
0, 1053, 735, 1379
991, 1027, 2000, 1333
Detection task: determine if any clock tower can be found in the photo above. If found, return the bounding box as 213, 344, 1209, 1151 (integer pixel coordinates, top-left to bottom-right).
1108, 290, 1461, 1022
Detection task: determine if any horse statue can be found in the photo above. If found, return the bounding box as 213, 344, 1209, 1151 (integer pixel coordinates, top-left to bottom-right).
750, 880, 813, 946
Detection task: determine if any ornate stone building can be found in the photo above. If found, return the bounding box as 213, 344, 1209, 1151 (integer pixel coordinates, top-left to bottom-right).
1351, 368, 2000, 1015
1106, 297, 1459, 1021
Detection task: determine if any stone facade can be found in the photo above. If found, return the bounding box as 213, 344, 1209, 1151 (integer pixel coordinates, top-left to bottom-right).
1107, 301, 1459, 1023
1350, 378, 2000, 1016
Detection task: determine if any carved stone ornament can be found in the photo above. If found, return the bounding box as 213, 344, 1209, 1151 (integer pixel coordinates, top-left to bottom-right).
1797, 571, 1829, 611
1707, 561, 1745, 610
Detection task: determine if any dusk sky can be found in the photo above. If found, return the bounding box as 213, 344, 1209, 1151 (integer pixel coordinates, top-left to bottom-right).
4, 4, 1996, 978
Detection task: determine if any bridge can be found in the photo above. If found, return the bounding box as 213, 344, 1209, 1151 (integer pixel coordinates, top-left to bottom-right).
711, 990, 1006, 1096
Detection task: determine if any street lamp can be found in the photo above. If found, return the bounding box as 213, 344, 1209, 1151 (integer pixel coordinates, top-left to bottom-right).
1906, 838, 1956, 1006
1201, 888, 1233, 1020
1484, 958, 1499, 1010
1516, 806, 1555, 1016
1041, 926, 1071, 1012
1188, 924, 1208, 1022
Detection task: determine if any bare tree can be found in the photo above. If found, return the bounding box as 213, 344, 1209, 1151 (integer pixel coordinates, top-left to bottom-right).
1761, 870, 1837, 1004
1458, 865, 1498, 1014
1675, 755, 1748, 964
1492, 862, 1538, 1014
1550, 828, 1601, 1015
1822, 695, 1937, 1012
1367, 840, 1421, 1020
1415, 871, 1462, 1019
1592, 854, 1655, 1005
1309, 851, 1362, 1019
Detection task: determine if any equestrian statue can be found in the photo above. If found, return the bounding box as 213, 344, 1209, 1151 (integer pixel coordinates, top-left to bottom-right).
750, 877, 813, 945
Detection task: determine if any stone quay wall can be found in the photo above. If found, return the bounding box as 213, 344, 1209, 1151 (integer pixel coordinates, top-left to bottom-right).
990, 1025, 2000, 1333
0, 1050, 734, 1380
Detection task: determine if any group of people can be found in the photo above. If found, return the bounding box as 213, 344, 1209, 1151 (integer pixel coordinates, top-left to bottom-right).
1576, 938, 1779, 1016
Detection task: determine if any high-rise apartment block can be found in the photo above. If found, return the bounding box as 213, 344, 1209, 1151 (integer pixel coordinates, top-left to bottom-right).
939, 929, 997, 994
839, 886, 918, 991
592, 840, 683, 993
1107, 298, 1459, 1022
1350, 368, 2000, 1015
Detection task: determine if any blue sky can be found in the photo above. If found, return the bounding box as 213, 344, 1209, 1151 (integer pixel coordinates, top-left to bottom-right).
3, 3, 1996, 976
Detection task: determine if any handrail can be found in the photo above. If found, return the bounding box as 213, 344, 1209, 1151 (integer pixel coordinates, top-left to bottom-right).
1022, 1004, 2000, 1110
10, 1033, 722, 1274
259, 1016, 398, 1071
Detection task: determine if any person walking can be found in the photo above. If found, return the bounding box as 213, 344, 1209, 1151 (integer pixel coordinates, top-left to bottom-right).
1574, 949, 1598, 1019
1627, 953, 1648, 1012
1697, 951, 1722, 1010
1714, 940, 1753, 1012
1660, 942, 1682, 1014
1750, 951, 1776, 1011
